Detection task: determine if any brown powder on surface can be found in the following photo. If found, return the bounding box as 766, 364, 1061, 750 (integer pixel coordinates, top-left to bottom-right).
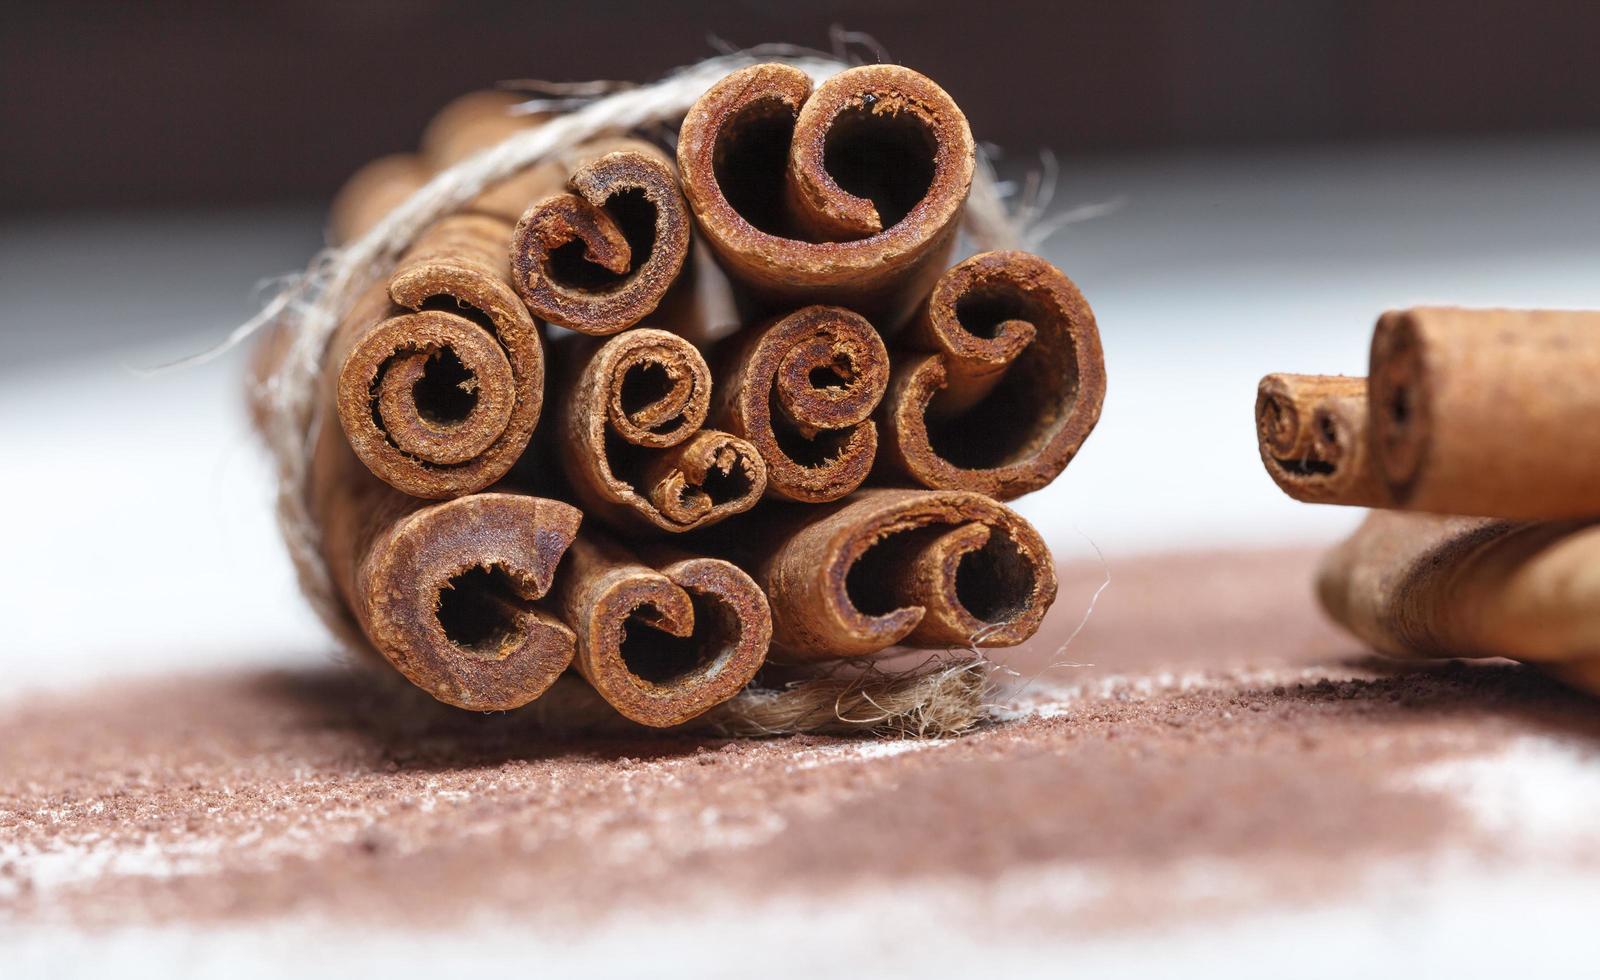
4, 548, 1598, 934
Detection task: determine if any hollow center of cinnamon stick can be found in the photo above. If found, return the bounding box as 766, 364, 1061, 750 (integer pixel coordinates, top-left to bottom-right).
546, 188, 659, 290
954, 289, 1026, 340
808, 355, 855, 390
407, 347, 479, 426
619, 594, 734, 685
822, 103, 937, 232
926, 359, 1056, 469
713, 97, 794, 236
435, 565, 533, 660
954, 530, 1035, 624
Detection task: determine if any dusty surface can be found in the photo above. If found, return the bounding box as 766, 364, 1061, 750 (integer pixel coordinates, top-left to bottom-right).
4, 547, 1600, 939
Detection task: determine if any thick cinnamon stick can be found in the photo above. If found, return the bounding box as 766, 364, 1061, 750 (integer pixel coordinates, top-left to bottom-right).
420, 89, 566, 225
744, 489, 1056, 661
552, 531, 770, 727
878, 252, 1106, 499
712, 305, 889, 502
677, 63, 974, 326
334, 215, 544, 498
1317, 511, 1600, 693
1368, 307, 1600, 519
555, 328, 766, 532
1255, 374, 1388, 507
309, 388, 581, 711
509, 139, 691, 335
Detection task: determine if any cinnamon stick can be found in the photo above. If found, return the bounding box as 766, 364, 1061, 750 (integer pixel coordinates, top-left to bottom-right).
677, 63, 975, 326
743, 489, 1057, 661
1317, 511, 1600, 693
554, 328, 766, 532
1255, 374, 1388, 507
552, 531, 770, 727
712, 305, 889, 502
1368, 307, 1600, 519
508, 139, 691, 335
878, 251, 1106, 499
419, 89, 566, 225
333, 215, 544, 498
309, 371, 581, 711
327, 153, 429, 245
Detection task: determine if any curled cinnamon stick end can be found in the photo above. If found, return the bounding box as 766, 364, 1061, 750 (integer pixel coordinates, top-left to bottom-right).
714, 305, 889, 502
1369, 307, 1600, 519
335, 215, 544, 498
555, 533, 771, 727
1317, 511, 1600, 680
557, 329, 766, 531
754, 489, 1057, 661
1255, 374, 1388, 507
677, 63, 974, 324
879, 252, 1106, 500
328, 153, 429, 245
509, 141, 691, 334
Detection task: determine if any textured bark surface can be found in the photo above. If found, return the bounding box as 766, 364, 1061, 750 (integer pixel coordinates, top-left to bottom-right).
878, 251, 1106, 499
677, 63, 974, 327
1317, 510, 1600, 694
554, 329, 766, 532
711, 305, 889, 502
738, 489, 1057, 661
332, 216, 544, 498
510, 140, 691, 335
1368, 306, 1600, 519
552, 532, 770, 727
1255, 373, 1388, 507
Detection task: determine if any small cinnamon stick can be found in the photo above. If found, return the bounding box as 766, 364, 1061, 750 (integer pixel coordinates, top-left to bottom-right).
509, 139, 692, 335
328, 153, 430, 245
552, 531, 770, 727
1317, 511, 1600, 693
308, 401, 581, 712
333, 215, 544, 498
677, 63, 975, 326
878, 252, 1106, 499
1255, 374, 1388, 507
712, 305, 889, 502
555, 328, 766, 532
1368, 307, 1600, 519
743, 489, 1057, 661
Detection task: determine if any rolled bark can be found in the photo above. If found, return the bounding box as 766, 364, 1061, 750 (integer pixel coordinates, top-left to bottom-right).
333, 215, 544, 498
878, 251, 1106, 500
1317, 511, 1600, 692
555, 328, 766, 532
1255, 374, 1388, 507
308, 383, 581, 712
743, 489, 1057, 661
712, 305, 889, 502
1368, 307, 1600, 519
552, 531, 771, 727
509, 139, 692, 335
328, 153, 430, 245
420, 89, 566, 225
677, 63, 975, 326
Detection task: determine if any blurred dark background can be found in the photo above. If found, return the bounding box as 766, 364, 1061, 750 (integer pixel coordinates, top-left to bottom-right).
5, 0, 1599, 213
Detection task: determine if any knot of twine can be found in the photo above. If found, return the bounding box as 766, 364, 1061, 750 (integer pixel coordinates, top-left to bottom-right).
236, 51, 1032, 646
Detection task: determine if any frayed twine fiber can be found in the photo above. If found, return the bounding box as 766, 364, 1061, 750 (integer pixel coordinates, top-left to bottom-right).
238, 47, 1040, 737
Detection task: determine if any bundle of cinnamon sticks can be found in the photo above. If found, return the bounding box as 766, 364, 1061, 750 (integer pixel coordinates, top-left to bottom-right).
254, 65, 1106, 731
1255, 307, 1600, 693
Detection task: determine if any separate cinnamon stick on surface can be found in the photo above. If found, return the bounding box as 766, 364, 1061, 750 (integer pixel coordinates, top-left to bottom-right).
712, 305, 889, 502
552, 531, 770, 726
510, 139, 691, 335
1368, 307, 1600, 519
1317, 511, 1600, 694
878, 252, 1106, 500
309, 380, 581, 711
677, 63, 974, 326
741, 489, 1057, 661
334, 216, 545, 498
555, 328, 767, 532
1255, 374, 1388, 507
